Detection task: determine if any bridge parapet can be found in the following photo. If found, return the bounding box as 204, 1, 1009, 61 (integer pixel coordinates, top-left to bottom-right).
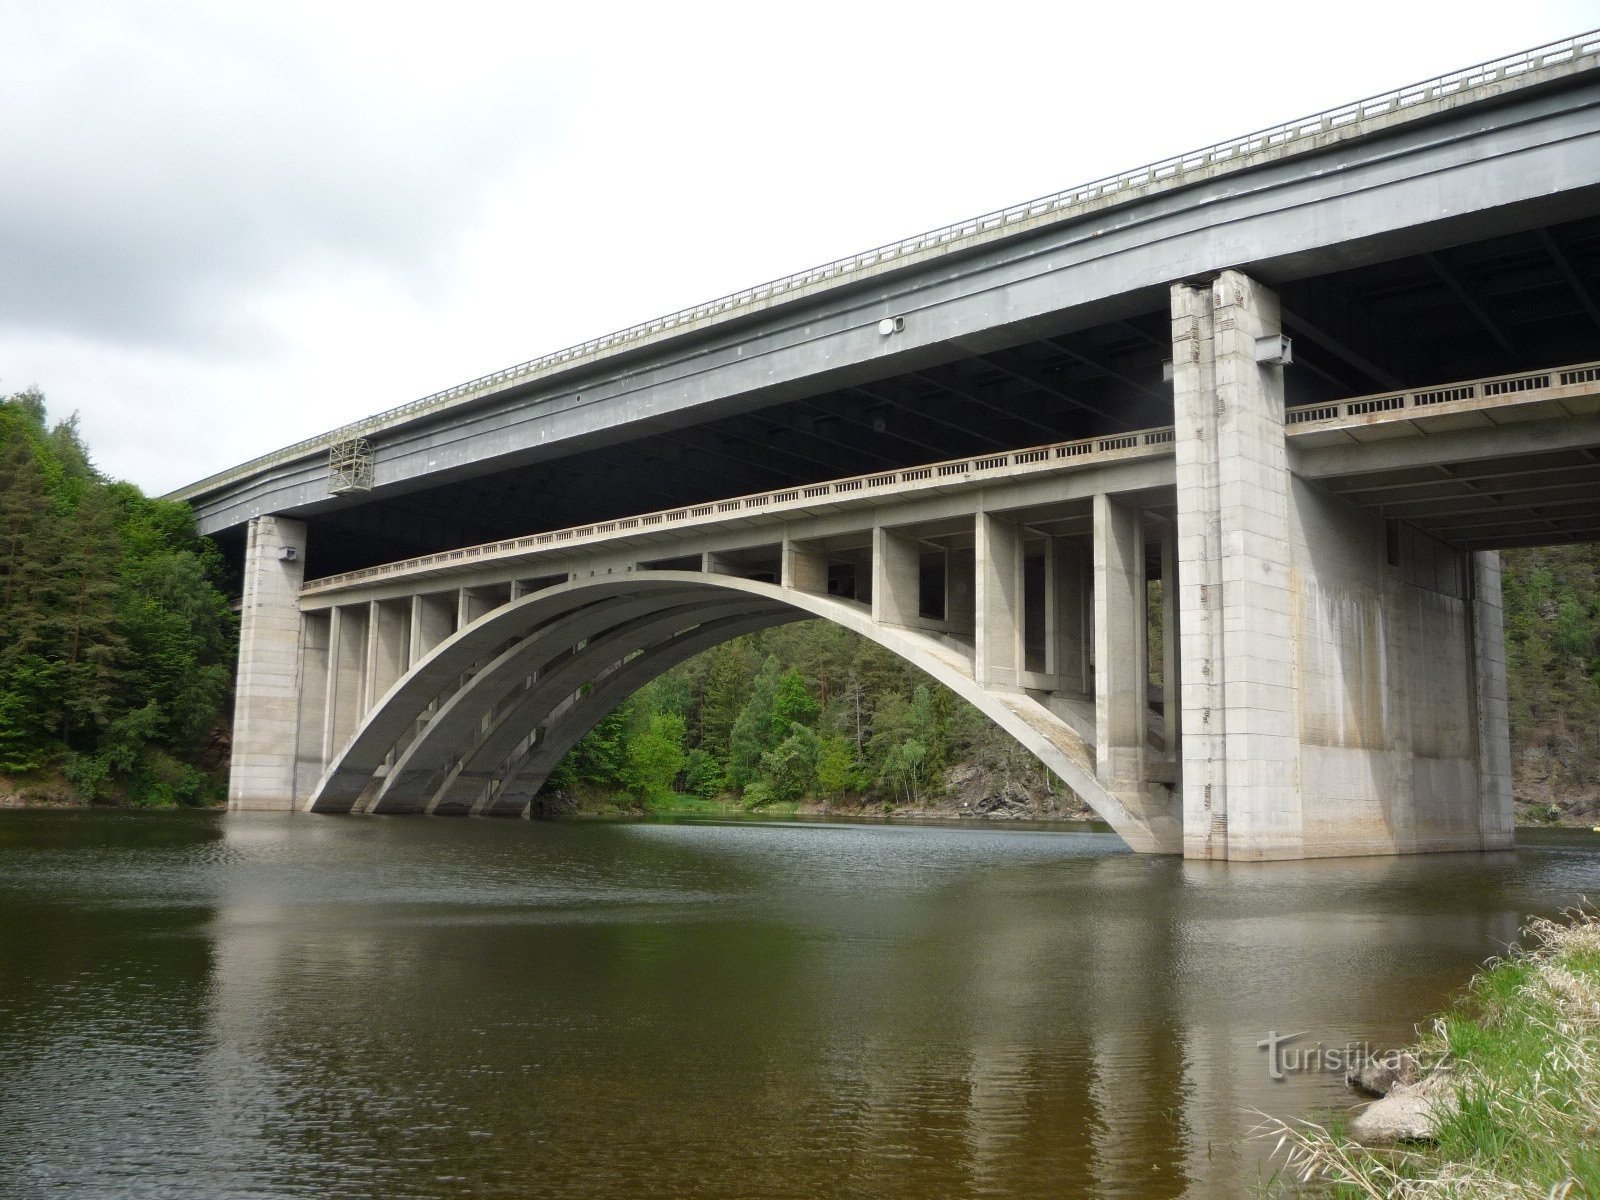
1286, 360, 1600, 438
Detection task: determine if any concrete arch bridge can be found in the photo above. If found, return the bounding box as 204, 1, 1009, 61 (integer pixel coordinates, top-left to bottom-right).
248, 343, 1600, 857
199, 33, 1600, 859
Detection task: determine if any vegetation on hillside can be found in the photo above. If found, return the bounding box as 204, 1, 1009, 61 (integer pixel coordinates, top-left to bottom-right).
0, 390, 236, 805
1502, 545, 1600, 826
542, 620, 1067, 816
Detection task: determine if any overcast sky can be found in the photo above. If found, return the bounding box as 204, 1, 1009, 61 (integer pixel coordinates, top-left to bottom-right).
3, 1, 1596, 495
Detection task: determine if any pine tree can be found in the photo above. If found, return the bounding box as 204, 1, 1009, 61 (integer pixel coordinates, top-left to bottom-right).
698, 641, 755, 764
0, 431, 56, 649
51, 488, 129, 745
726, 657, 782, 788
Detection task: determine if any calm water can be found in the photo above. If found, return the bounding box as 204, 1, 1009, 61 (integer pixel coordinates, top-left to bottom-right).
2, 811, 1599, 1199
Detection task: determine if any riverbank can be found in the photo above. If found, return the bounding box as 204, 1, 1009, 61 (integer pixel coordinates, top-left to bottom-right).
1272, 905, 1600, 1197
0, 770, 224, 810
537, 765, 1099, 823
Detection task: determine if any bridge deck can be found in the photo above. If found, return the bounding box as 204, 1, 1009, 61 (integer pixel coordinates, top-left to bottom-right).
176, 32, 1600, 511
298, 360, 1600, 601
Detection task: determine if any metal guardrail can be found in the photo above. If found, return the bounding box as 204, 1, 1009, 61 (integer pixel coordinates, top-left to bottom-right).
1282, 360, 1600, 427
302, 357, 1600, 598
173, 28, 1600, 505
300, 425, 1180, 595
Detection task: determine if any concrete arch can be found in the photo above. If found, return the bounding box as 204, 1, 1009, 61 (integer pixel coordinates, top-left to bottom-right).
307, 572, 1178, 851
471, 608, 800, 816
377, 597, 772, 814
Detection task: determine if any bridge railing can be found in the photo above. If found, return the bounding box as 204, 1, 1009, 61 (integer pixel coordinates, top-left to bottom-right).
299, 424, 1180, 595
1283, 360, 1600, 428
173, 30, 1600, 506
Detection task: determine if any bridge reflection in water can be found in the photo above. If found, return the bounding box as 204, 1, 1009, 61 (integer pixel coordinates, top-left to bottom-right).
9, 811, 1594, 1199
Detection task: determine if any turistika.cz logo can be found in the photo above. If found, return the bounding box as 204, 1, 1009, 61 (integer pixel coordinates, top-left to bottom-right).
1256, 1031, 1402, 1081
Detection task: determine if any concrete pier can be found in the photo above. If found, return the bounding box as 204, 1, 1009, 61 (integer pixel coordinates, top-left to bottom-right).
1172, 271, 1513, 859
229, 516, 306, 809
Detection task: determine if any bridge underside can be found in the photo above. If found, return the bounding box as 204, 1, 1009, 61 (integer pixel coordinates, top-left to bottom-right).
210, 210, 1600, 582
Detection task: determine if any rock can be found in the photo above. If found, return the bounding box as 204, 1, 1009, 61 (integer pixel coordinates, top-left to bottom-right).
1348, 1070, 1458, 1146
1346, 1051, 1419, 1097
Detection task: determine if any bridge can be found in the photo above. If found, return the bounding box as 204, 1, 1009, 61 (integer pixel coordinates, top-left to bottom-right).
176, 31, 1600, 859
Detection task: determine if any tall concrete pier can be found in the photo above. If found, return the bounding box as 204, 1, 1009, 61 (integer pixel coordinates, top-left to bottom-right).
181, 32, 1600, 857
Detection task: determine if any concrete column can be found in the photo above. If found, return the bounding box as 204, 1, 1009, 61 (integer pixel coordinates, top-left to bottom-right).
459, 587, 502, 628
1093, 495, 1145, 790
1041, 537, 1060, 681
1054, 538, 1090, 695
364, 599, 410, 712
1172, 269, 1299, 860
229, 516, 307, 810
946, 546, 976, 638
410, 592, 456, 663
974, 512, 1020, 688
322, 605, 368, 765
292, 611, 330, 800
871, 524, 920, 628
1158, 521, 1181, 764
1472, 551, 1514, 849
782, 536, 829, 596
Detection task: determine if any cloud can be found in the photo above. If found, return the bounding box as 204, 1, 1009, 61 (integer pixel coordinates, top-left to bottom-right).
0, 1, 564, 353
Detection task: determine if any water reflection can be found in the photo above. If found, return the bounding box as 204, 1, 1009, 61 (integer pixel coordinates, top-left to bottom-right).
1, 811, 1596, 1199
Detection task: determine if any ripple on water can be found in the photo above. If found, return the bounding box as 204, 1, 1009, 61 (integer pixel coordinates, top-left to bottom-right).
2, 810, 1599, 1200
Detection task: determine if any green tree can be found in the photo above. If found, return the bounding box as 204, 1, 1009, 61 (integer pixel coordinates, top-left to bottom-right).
760, 723, 820, 802
625, 710, 687, 800
552, 699, 634, 792
770, 668, 819, 736
0, 389, 237, 802
698, 641, 754, 762
682, 748, 723, 798
814, 735, 858, 798
50, 488, 129, 745
726, 657, 783, 788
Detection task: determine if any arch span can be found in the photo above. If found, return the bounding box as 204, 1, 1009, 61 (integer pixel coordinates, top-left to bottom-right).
306, 572, 1180, 852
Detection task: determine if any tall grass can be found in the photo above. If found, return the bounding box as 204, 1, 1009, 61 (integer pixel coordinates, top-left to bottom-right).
1266, 904, 1600, 1198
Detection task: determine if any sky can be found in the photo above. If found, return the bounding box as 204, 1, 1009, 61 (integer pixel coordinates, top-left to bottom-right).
3, 1, 1598, 496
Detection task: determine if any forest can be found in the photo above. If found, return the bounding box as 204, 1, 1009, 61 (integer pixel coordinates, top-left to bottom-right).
0, 391, 236, 805
1, 387, 1597, 823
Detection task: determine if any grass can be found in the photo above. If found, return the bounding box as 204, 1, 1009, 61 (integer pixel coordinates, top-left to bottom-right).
1266, 903, 1600, 1198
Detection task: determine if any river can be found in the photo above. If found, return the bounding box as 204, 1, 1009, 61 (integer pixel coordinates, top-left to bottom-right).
2, 810, 1598, 1198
